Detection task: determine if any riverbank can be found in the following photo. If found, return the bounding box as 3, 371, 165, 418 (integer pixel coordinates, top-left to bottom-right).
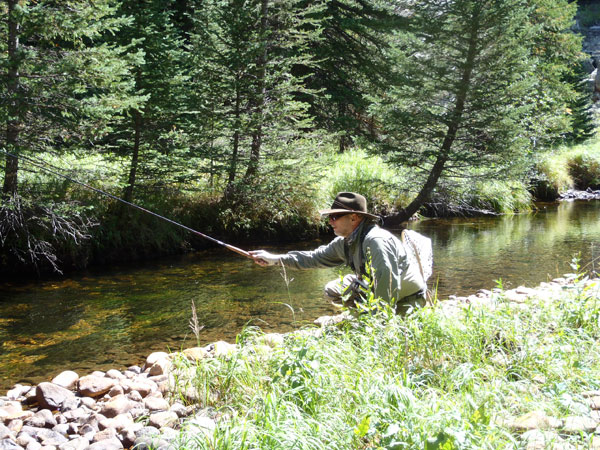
2, 273, 599, 449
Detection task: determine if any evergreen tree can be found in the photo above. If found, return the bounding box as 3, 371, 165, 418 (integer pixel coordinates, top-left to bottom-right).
105, 0, 190, 202
296, 0, 404, 152
370, 0, 581, 220
188, 0, 322, 191
0, 0, 139, 196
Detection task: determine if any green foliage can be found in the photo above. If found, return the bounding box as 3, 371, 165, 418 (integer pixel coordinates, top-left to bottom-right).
321, 148, 410, 215
533, 138, 600, 198
0, 0, 142, 194
171, 274, 600, 449
369, 0, 582, 218
576, 2, 600, 29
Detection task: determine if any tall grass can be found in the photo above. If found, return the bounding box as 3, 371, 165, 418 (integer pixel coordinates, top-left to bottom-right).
534, 139, 600, 198
321, 149, 412, 216
173, 276, 600, 449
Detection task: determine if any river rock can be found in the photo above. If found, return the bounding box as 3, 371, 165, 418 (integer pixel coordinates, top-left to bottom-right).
87, 437, 123, 450
107, 415, 134, 433
143, 397, 169, 412
210, 341, 237, 358
77, 377, 115, 398
0, 402, 23, 421
148, 359, 172, 377
106, 386, 124, 398
105, 371, 124, 381
24, 441, 40, 450
144, 353, 169, 371
562, 415, 598, 433
0, 425, 12, 440
508, 411, 562, 431
77, 424, 96, 440
148, 412, 178, 429
187, 415, 216, 436
92, 427, 117, 443
57, 436, 88, 450
0, 439, 22, 450
120, 379, 157, 398
6, 386, 31, 402
24, 410, 56, 429
50, 372, 79, 391
35, 384, 75, 412
99, 396, 133, 419
589, 396, 600, 409
181, 347, 208, 361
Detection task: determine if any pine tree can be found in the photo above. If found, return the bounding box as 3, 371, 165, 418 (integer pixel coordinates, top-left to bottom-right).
105, 0, 190, 202
295, 0, 404, 152
370, 0, 581, 220
0, 0, 139, 196
187, 0, 322, 191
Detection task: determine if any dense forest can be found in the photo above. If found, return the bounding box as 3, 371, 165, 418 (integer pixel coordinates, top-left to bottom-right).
0, 0, 598, 277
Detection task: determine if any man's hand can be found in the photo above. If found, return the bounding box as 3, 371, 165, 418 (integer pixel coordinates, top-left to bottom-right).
249, 250, 283, 267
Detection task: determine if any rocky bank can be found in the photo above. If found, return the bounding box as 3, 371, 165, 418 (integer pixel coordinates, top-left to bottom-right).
1, 275, 600, 450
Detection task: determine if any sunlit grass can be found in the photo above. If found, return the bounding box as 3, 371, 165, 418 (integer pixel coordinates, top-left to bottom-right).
535, 138, 600, 197
171, 275, 600, 449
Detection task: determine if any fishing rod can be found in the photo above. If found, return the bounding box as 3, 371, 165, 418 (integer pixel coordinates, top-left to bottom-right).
0, 149, 252, 259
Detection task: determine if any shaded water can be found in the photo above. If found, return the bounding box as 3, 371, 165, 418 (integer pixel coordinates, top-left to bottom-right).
1, 200, 599, 392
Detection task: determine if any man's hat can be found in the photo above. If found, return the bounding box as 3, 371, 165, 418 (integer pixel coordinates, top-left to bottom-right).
319, 192, 379, 220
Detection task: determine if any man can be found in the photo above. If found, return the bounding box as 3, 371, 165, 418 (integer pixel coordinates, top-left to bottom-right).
249, 192, 427, 314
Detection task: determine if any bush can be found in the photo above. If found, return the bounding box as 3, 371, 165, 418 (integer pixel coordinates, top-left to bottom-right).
321, 148, 411, 216
533, 139, 600, 198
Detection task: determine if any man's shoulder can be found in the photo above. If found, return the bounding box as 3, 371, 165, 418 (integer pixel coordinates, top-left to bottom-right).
363, 225, 399, 244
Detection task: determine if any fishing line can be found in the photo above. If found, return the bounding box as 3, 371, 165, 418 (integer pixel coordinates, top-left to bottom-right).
0, 149, 251, 258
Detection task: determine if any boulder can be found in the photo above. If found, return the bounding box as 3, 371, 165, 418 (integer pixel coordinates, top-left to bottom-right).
0, 439, 22, 450
24, 410, 56, 429
144, 353, 169, 371
77, 377, 116, 398
508, 411, 562, 431
57, 436, 89, 450
35, 384, 76, 412
87, 437, 123, 450
182, 347, 208, 361
562, 415, 598, 433
148, 412, 178, 429
99, 396, 133, 419
51, 372, 79, 390
143, 397, 169, 412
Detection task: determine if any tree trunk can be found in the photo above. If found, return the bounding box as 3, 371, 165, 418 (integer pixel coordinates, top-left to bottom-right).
3, 0, 21, 197
124, 109, 142, 203
390, 7, 481, 223
244, 0, 269, 181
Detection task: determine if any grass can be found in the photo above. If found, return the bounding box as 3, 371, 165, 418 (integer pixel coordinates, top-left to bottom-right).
169, 273, 600, 449
534, 138, 600, 198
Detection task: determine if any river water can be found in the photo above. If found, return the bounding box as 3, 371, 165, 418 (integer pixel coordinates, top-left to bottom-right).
1, 200, 599, 392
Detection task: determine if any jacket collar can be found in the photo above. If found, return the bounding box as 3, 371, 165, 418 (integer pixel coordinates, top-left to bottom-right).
346, 219, 372, 245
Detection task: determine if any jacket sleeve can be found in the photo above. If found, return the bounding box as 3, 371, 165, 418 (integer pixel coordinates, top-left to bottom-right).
280, 237, 346, 269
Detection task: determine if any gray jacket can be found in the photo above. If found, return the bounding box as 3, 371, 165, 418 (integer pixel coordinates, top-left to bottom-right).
280, 220, 426, 302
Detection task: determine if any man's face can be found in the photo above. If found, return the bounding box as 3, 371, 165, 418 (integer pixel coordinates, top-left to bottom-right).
329, 213, 361, 238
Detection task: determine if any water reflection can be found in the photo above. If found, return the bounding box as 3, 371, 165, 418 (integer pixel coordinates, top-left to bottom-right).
1, 201, 598, 391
